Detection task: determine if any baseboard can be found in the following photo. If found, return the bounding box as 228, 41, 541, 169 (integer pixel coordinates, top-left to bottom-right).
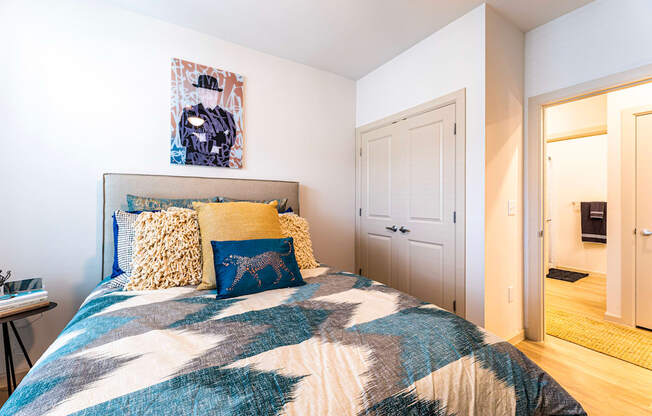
603, 311, 635, 327
507, 329, 525, 345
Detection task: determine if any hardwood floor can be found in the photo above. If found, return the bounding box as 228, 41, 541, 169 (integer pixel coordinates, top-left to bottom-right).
545, 272, 607, 320
515, 271, 652, 415
517, 336, 652, 416
545, 272, 652, 339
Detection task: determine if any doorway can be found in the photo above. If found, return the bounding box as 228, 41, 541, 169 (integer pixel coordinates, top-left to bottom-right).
542, 94, 612, 352
526, 71, 652, 369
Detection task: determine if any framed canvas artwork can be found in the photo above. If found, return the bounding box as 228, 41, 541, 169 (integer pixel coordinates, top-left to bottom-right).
171, 58, 244, 168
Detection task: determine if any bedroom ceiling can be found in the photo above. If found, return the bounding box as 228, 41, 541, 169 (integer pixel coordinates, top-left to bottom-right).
105, 0, 594, 79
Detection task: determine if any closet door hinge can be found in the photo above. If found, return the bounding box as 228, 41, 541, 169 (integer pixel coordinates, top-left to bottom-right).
359, 208, 362, 216
359, 148, 362, 157
454, 123, 457, 135
453, 300, 457, 312
453, 211, 456, 223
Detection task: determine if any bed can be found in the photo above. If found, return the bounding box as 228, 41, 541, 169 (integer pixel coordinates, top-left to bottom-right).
0, 174, 586, 415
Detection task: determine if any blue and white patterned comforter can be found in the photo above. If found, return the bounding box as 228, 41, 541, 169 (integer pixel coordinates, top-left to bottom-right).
0, 267, 585, 415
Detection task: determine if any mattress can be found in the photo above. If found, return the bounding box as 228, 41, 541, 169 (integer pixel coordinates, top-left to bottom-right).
0, 267, 585, 415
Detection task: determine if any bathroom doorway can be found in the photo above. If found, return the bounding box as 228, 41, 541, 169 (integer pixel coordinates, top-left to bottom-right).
539, 83, 652, 369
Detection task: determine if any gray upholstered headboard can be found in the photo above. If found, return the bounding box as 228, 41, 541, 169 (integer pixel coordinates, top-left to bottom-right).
102, 173, 300, 278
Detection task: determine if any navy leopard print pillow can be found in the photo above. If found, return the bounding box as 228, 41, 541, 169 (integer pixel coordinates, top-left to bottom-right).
211, 237, 304, 299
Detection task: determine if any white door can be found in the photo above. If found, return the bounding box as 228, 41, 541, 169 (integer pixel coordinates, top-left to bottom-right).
359, 123, 401, 287
636, 113, 652, 330
359, 104, 458, 312
397, 104, 456, 310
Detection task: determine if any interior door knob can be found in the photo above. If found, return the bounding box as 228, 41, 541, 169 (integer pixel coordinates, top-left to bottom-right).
399, 226, 410, 233
385, 225, 398, 232
641, 229, 652, 236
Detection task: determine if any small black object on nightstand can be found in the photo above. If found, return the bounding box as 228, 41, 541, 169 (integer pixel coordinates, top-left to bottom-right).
0, 302, 57, 395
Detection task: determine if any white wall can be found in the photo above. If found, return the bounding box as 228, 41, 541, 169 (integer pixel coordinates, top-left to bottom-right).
547, 136, 608, 274
484, 5, 524, 341
525, 0, 652, 99
605, 82, 652, 324
0, 0, 356, 375
545, 95, 607, 138
356, 5, 486, 326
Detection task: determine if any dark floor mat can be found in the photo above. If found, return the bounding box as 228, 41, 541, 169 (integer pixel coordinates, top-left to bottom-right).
546, 268, 589, 282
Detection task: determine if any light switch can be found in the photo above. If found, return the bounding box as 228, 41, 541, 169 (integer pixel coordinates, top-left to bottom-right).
508, 199, 517, 216
508, 286, 514, 303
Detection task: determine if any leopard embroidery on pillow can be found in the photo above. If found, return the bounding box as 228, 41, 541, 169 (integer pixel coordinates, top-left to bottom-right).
211, 237, 305, 299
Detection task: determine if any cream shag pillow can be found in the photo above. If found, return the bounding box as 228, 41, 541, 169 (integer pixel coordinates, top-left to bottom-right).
125, 208, 202, 290
278, 213, 319, 269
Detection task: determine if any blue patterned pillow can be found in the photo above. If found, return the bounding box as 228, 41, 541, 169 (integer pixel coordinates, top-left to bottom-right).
111, 210, 141, 277
126, 195, 218, 211
211, 237, 305, 299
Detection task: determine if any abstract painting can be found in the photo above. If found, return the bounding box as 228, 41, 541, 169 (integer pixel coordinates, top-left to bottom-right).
171, 58, 244, 168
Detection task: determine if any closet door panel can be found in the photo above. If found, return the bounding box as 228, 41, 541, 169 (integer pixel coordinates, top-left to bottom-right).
399, 104, 457, 311
408, 121, 443, 222
360, 123, 401, 287
367, 134, 392, 218
366, 234, 392, 286
407, 240, 444, 306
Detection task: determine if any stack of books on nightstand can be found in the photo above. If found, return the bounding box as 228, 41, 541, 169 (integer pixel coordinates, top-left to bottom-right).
0, 279, 49, 318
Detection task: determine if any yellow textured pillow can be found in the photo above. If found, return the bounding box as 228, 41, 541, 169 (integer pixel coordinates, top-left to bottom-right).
125, 208, 202, 291
194, 201, 282, 290
278, 213, 319, 269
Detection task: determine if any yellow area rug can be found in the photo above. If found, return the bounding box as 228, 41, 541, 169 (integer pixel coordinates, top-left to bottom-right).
546, 307, 652, 370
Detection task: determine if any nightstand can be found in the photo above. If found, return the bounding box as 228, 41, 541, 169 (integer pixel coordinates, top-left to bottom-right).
0, 302, 57, 395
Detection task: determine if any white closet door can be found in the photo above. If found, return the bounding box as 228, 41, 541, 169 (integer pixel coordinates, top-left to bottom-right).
636, 113, 652, 330
396, 104, 457, 310
359, 123, 401, 287
359, 103, 457, 312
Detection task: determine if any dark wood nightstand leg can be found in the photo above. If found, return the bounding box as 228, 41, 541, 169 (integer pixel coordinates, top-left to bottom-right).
10, 322, 32, 368
2, 323, 12, 395
6, 340, 16, 391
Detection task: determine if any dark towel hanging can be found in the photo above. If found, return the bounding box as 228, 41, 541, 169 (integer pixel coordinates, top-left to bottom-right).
581, 201, 607, 243
589, 201, 606, 219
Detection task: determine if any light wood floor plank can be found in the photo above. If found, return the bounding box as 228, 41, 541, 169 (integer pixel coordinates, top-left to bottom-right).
545, 274, 607, 320
545, 272, 652, 347
517, 336, 652, 416
517, 272, 652, 415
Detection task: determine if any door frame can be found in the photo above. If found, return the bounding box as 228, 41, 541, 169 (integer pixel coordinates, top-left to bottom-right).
525, 64, 652, 341
355, 89, 466, 318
